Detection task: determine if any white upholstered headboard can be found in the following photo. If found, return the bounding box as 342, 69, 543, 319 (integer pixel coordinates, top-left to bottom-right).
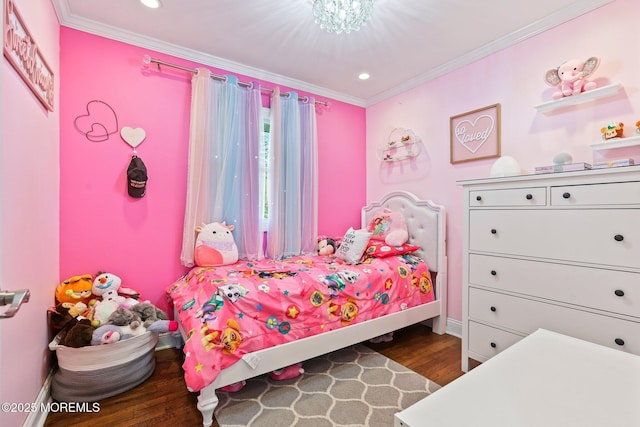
361, 191, 446, 274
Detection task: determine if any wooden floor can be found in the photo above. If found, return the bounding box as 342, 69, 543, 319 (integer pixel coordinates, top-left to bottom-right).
45, 324, 473, 427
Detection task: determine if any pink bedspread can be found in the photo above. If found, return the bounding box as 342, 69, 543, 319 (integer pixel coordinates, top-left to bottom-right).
166, 253, 434, 392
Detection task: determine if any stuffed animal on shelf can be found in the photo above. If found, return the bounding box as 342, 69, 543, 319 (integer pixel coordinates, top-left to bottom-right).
601, 121, 624, 140
635, 120, 640, 134
544, 57, 600, 100
55, 274, 94, 305
91, 272, 140, 326
269, 363, 304, 380
194, 222, 239, 266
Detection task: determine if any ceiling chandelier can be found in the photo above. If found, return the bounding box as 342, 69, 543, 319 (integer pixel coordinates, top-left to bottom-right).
312, 0, 374, 34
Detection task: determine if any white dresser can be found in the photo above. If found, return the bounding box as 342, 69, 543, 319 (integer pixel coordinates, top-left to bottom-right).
458, 166, 640, 371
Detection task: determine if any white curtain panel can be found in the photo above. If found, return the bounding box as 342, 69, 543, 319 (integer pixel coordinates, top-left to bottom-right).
180, 70, 264, 266
266, 87, 318, 259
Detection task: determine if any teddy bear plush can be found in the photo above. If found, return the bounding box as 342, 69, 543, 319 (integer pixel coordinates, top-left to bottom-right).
48, 301, 88, 332
60, 318, 96, 348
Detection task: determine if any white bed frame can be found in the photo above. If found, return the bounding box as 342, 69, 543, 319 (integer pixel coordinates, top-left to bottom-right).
177, 191, 448, 427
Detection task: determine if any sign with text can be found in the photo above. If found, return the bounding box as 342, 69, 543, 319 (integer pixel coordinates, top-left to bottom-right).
450, 103, 501, 164
4, 0, 55, 111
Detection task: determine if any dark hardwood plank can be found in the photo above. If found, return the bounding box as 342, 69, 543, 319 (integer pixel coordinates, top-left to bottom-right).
45, 324, 469, 427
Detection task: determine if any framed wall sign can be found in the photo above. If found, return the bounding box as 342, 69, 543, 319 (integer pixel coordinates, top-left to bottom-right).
450, 103, 501, 164
3, 0, 55, 111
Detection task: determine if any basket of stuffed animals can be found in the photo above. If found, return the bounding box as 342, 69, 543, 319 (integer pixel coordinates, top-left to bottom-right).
47, 272, 177, 402
48, 330, 159, 402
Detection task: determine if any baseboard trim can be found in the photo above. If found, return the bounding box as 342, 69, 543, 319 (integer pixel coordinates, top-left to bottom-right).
23, 370, 53, 427
446, 317, 462, 338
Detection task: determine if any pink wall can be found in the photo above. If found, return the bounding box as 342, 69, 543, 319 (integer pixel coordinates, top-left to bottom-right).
366, 0, 640, 325
59, 29, 366, 315
1, 0, 60, 424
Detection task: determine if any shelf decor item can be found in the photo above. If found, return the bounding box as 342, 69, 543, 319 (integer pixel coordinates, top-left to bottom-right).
534, 162, 592, 174
544, 57, 600, 100
377, 128, 420, 162
450, 104, 501, 164
600, 121, 624, 140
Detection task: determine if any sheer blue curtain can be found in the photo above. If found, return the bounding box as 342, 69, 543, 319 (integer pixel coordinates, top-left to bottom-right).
266, 88, 318, 258
180, 70, 264, 266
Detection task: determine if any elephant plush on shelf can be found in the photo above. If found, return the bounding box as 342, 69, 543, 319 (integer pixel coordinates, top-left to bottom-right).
544, 57, 600, 100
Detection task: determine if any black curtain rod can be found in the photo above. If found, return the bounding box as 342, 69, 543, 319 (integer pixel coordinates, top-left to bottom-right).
143, 55, 330, 107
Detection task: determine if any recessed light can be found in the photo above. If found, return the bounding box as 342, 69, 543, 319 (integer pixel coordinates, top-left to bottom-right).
358, 72, 370, 80
140, 0, 161, 8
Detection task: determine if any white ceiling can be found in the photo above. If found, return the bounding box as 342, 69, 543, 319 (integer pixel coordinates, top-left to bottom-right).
51, 0, 613, 107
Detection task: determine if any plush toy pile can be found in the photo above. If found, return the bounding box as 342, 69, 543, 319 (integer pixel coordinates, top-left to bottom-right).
48, 272, 177, 348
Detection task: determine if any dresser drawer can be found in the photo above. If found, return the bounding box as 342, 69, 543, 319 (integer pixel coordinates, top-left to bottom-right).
468, 287, 640, 355
470, 187, 546, 207
469, 254, 640, 318
551, 181, 640, 206
469, 209, 640, 269
468, 321, 523, 360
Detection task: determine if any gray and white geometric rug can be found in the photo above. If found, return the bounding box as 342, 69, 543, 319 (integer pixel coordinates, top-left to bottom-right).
215, 344, 441, 427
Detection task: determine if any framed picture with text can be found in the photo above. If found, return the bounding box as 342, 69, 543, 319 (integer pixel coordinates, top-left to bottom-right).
450, 103, 501, 164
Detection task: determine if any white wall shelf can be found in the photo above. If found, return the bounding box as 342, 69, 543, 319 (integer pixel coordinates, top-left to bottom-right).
590, 134, 640, 150
534, 83, 622, 113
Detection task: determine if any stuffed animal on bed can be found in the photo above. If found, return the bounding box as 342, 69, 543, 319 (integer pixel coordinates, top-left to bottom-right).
317, 237, 338, 255
366, 209, 409, 247
194, 222, 239, 266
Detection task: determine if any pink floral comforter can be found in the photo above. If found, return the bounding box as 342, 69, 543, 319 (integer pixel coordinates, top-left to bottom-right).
166, 253, 434, 392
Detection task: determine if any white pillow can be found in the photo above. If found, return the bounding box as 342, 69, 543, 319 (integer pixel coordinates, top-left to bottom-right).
335, 227, 371, 264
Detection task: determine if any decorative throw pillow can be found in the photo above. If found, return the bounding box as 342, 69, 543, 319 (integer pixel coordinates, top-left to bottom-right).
366, 209, 409, 246
335, 227, 371, 264
363, 241, 420, 258
194, 222, 239, 266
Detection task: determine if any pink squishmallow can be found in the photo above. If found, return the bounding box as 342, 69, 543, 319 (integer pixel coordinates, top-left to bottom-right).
194, 222, 239, 266
367, 209, 408, 247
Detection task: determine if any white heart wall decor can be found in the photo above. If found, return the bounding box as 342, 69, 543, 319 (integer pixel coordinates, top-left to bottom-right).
120, 126, 146, 148
454, 115, 494, 154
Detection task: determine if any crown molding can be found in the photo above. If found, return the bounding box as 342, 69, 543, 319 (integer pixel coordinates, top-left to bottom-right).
52, 0, 366, 107
53, 0, 613, 109
365, 0, 615, 107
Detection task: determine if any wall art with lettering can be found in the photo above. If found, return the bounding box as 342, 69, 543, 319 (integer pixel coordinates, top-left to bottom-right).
3, 0, 55, 111
450, 103, 501, 164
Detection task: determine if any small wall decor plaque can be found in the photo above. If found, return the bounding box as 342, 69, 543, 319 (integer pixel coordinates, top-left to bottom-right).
3, 0, 55, 111
450, 103, 501, 164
